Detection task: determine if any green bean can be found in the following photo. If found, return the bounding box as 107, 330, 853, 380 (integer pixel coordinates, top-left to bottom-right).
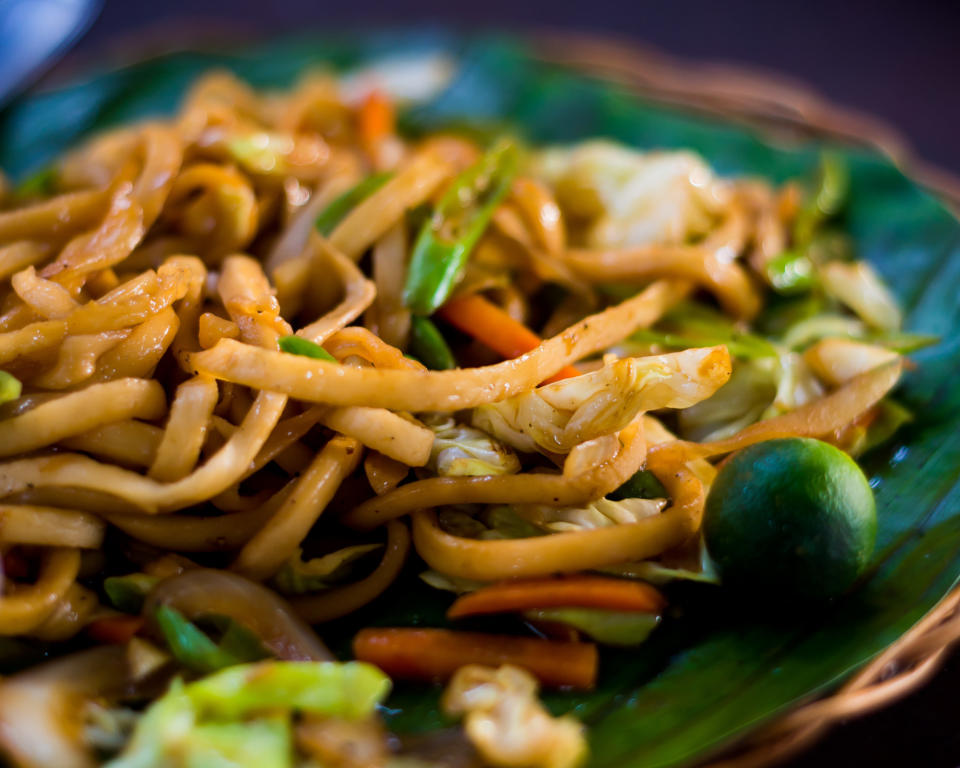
403, 139, 517, 315
315, 172, 393, 236
278, 335, 336, 362
408, 316, 456, 370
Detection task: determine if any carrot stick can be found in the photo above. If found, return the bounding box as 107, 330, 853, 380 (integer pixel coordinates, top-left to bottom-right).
358, 89, 395, 151
353, 628, 597, 689
86, 615, 144, 645
437, 293, 581, 384
447, 575, 666, 619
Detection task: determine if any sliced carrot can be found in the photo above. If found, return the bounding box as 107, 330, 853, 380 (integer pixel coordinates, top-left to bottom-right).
353, 627, 597, 690
358, 89, 395, 151
447, 575, 666, 620
437, 293, 581, 384
86, 615, 144, 645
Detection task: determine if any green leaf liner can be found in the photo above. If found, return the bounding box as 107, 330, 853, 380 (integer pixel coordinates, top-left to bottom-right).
3, 32, 959, 768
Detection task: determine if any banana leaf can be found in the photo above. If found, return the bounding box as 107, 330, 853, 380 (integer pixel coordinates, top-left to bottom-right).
2, 31, 959, 768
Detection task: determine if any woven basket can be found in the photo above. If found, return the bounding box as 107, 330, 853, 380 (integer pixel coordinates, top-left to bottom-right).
536, 33, 960, 767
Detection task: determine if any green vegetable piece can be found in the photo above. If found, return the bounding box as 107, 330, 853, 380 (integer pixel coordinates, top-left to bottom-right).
806, 230, 855, 264
0, 371, 22, 405
277, 335, 336, 362
755, 293, 825, 337
866, 330, 939, 354
794, 152, 850, 246
862, 399, 913, 454
781, 314, 866, 350
107, 661, 389, 768
778, 314, 939, 354
207, 616, 274, 668
677, 360, 778, 443
526, 608, 661, 647
608, 470, 668, 501
186, 660, 390, 721
154, 606, 268, 674
182, 719, 292, 768
272, 543, 382, 595
314, 172, 393, 236
409, 315, 457, 370
13, 166, 57, 200
419, 570, 488, 595
765, 251, 815, 295
105, 679, 294, 768
628, 302, 778, 360
603, 560, 720, 587
437, 508, 490, 539
704, 438, 876, 602
425, 415, 521, 477
104, 679, 194, 768
477, 506, 544, 540
403, 139, 518, 315
628, 328, 777, 360
226, 133, 292, 176
103, 573, 160, 614
596, 283, 640, 301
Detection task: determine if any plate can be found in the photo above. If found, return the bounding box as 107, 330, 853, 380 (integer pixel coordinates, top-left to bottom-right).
2, 31, 958, 768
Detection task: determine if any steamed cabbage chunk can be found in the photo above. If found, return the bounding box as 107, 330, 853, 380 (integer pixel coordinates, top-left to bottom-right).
106, 661, 389, 768
530, 141, 728, 248
442, 664, 587, 768
473, 346, 731, 453
423, 414, 521, 476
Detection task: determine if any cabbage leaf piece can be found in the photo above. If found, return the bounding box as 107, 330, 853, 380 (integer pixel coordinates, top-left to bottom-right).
530, 140, 728, 249
819, 260, 902, 331
105, 661, 390, 768
272, 543, 382, 595
442, 664, 587, 768
423, 414, 521, 476
472, 347, 731, 454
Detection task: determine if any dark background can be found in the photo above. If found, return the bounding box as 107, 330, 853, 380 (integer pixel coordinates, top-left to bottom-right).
71, 0, 960, 175
63, 1, 960, 766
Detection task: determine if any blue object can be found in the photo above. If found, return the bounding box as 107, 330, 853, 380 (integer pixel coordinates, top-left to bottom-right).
0, 0, 101, 106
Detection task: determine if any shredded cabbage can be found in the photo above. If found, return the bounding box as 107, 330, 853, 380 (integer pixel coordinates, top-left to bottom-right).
472, 348, 729, 454
530, 140, 727, 248
107, 661, 390, 768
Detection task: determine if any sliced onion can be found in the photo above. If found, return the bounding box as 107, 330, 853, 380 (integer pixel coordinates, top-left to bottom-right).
144, 569, 332, 661
0, 647, 127, 768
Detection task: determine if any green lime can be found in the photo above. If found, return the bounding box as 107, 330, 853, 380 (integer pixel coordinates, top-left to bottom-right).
703, 437, 876, 601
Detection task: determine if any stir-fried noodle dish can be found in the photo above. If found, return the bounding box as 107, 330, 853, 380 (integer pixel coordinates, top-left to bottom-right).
0, 62, 929, 768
